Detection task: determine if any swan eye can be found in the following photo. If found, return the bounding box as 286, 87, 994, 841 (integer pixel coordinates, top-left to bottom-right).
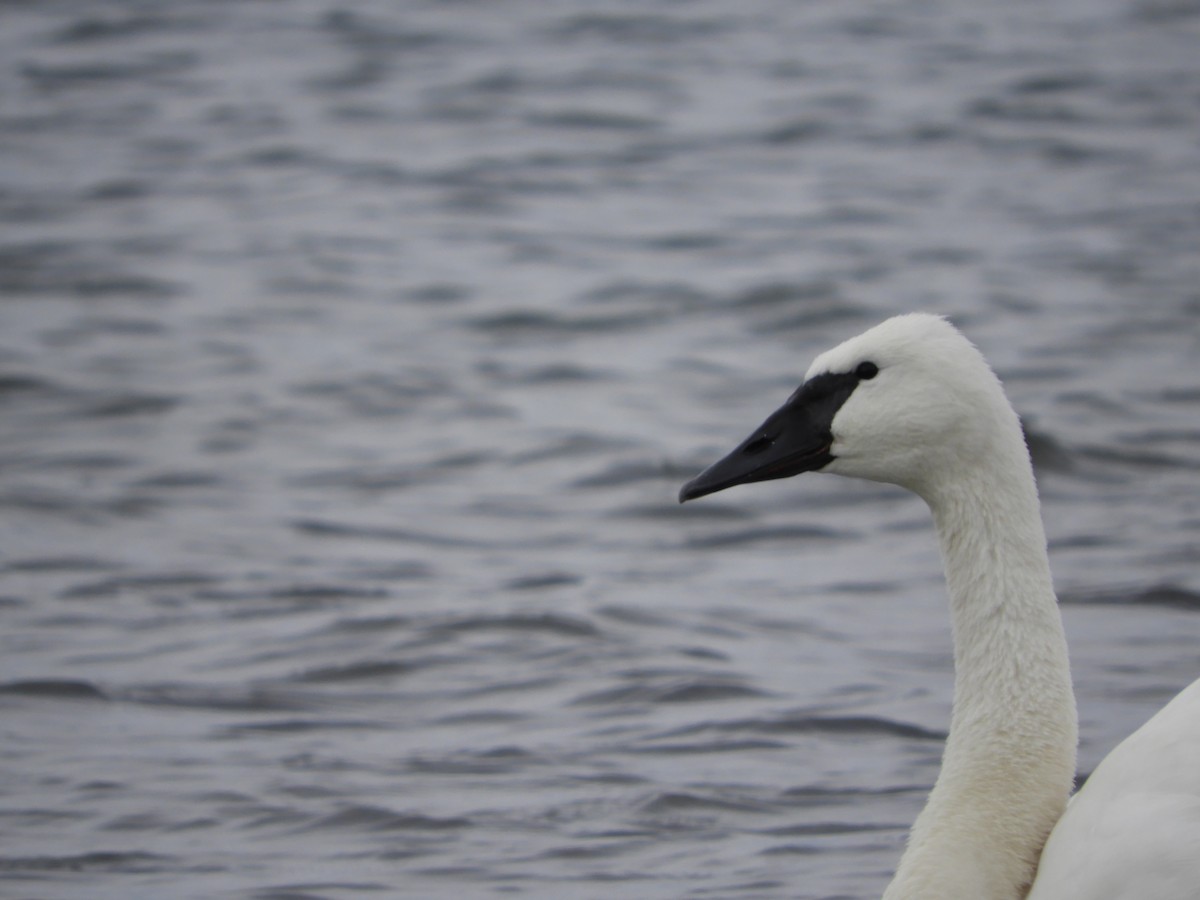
856, 361, 879, 380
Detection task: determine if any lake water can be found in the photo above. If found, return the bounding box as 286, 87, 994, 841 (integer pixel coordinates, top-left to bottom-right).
1, 1, 1199, 898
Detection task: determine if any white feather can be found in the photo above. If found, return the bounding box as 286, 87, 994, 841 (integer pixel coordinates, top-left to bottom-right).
699, 314, 1200, 899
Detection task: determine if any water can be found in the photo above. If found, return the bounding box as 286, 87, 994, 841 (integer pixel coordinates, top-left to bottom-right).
1, 1, 1199, 898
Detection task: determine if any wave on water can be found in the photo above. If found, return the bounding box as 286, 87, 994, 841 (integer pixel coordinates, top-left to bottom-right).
1, 1, 1198, 898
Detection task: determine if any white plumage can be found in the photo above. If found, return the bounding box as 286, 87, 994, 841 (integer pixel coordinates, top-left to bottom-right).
1027, 676, 1200, 900
680, 314, 1200, 899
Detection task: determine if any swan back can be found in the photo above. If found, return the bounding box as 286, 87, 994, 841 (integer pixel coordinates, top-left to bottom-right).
1026, 677, 1200, 900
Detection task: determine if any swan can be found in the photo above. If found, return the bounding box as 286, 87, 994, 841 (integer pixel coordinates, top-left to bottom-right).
678, 313, 1200, 900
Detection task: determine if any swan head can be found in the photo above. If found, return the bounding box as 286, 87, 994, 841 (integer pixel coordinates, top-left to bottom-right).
679, 313, 1018, 503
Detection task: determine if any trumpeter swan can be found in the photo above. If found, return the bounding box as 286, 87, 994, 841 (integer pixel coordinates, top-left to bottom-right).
679, 314, 1200, 900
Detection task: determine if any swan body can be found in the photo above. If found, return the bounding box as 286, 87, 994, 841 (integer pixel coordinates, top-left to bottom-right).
1027, 675, 1200, 900
679, 314, 1200, 899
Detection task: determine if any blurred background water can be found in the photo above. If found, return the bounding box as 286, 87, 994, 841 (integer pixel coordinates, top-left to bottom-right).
1, 1, 1199, 898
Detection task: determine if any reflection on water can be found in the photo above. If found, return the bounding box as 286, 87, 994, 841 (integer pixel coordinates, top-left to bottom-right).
1, 1, 1199, 897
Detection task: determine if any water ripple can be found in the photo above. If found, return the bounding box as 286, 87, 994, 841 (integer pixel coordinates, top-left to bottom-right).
1, 2, 1198, 898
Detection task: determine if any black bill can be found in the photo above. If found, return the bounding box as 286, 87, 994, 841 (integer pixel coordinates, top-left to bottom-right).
678, 371, 860, 503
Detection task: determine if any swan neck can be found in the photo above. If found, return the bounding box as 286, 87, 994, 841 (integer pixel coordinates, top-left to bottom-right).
885, 453, 1077, 900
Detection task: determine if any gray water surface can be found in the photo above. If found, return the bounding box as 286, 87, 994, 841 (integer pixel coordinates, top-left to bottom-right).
2, 2, 1199, 898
